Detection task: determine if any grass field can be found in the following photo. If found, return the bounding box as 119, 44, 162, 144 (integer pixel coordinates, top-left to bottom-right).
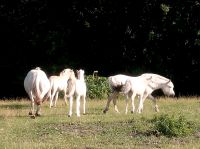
0, 97, 200, 149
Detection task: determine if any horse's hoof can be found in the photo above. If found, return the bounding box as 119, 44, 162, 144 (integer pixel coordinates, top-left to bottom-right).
35, 113, 41, 117
30, 115, 36, 119
28, 112, 33, 116
103, 109, 108, 114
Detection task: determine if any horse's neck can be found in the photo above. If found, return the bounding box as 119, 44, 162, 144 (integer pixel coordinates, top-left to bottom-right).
77, 74, 85, 82
148, 81, 160, 90
60, 75, 69, 80
148, 77, 168, 90
69, 75, 76, 81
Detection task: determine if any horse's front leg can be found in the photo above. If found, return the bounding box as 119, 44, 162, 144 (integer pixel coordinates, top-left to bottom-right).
137, 95, 143, 114
68, 96, 73, 117
125, 95, 129, 114
54, 92, 59, 107
130, 93, 136, 113
83, 95, 86, 115
64, 91, 68, 106
152, 97, 159, 112
49, 90, 55, 108
137, 93, 149, 113
147, 94, 159, 112
76, 95, 81, 117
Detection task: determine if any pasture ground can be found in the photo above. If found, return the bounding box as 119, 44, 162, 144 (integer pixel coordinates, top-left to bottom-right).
0, 97, 200, 149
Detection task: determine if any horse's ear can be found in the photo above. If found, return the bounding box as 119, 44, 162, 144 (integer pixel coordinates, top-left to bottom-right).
165, 79, 171, 84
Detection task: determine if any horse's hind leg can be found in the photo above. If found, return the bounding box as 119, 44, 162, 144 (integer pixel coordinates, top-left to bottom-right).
35, 101, 42, 116
113, 95, 120, 113
83, 95, 86, 115
125, 95, 129, 114
103, 92, 114, 113
50, 89, 56, 108
28, 92, 35, 118
76, 95, 81, 117
137, 95, 143, 113
130, 93, 136, 113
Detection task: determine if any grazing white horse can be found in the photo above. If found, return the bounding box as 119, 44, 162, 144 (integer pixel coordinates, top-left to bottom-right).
103, 73, 175, 114
67, 69, 87, 117
48, 68, 75, 108
24, 67, 50, 118
123, 73, 175, 113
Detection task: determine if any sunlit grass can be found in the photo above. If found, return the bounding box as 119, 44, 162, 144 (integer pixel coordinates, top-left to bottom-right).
0, 97, 200, 148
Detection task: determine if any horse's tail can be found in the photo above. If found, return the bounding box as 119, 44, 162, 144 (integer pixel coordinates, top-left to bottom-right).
108, 76, 116, 92
35, 75, 43, 102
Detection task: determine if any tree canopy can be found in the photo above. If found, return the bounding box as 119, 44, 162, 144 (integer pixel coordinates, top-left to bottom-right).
0, 0, 200, 98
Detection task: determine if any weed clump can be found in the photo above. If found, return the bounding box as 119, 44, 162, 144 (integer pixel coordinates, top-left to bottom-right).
152, 114, 195, 137
86, 75, 111, 99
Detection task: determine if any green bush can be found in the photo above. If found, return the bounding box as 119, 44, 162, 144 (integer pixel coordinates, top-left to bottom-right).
85, 75, 111, 99
152, 114, 195, 137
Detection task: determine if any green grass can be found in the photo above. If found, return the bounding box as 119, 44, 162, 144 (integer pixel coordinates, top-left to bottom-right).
0, 97, 200, 149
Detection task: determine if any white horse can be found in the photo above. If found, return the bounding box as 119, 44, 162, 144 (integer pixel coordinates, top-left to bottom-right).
67, 69, 87, 117
48, 68, 75, 108
123, 73, 175, 113
103, 73, 175, 114
24, 67, 50, 118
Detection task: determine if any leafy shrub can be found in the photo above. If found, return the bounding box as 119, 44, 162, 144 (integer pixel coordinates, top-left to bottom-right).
152, 114, 195, 137
85, 75, 111, 99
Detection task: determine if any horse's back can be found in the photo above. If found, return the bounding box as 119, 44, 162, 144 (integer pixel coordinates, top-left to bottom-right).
108, 74, 131, 92
121, 76, 151, 97
129, 77, 148, 94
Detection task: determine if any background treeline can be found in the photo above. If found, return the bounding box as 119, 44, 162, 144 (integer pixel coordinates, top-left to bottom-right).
0, 0, 199, 98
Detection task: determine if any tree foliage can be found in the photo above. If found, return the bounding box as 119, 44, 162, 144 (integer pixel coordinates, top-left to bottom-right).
0, 0, 199, 98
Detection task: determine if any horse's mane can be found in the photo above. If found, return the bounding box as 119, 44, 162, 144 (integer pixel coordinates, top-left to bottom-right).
142, 73, 169, 82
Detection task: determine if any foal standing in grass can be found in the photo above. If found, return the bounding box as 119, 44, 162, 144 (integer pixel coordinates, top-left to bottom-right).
67, 69, 87, 117
48, 68, 75, 108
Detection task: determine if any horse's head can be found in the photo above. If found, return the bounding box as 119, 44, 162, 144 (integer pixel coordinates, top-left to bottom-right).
161, 80, 175, 97
60, 69, 74, 77
76, 69, 85, 80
